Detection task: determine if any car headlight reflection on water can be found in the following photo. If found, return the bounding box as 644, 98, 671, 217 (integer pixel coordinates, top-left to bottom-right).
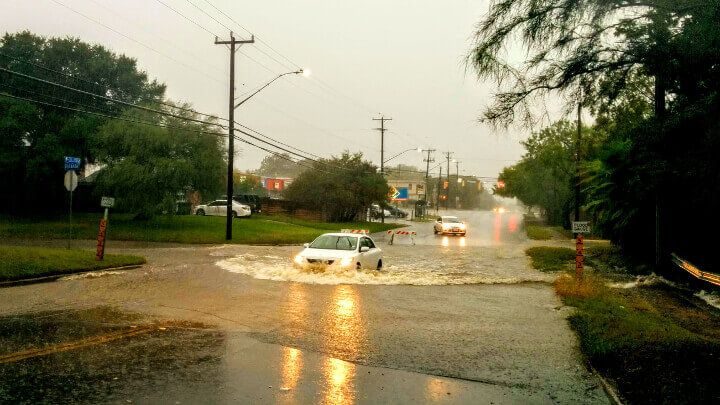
294, 254, 304, 264
339, 257, 355, 266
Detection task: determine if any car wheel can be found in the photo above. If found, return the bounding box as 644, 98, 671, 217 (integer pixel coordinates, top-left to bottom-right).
356, 262, 362, 270
377, 259, 383, 270
231, 211, 237, 218
196, 209, 205, 216
433, 229, 438, 234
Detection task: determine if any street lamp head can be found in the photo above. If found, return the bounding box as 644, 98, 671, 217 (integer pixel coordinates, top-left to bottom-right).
300, 69, 311, 77
417, 147, 423, 152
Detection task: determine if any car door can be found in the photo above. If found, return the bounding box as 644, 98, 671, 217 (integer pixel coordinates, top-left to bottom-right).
360, 237, 381, 268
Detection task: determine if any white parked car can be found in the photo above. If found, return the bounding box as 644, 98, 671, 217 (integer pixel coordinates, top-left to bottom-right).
294, 232, 384, 270
433, 216, 467, 236
194, 200, 251, 218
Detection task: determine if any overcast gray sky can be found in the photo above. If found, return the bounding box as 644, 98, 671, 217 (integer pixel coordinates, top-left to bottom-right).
3, 0, 532, 179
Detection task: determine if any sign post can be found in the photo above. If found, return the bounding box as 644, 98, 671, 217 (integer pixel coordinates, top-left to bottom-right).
63, 157, 80, 249
572, 221, 591, 278
96, 197, 115, 261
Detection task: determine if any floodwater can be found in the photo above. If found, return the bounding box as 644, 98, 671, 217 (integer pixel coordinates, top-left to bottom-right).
0, 206, 609, 403
216, 208, 553, 286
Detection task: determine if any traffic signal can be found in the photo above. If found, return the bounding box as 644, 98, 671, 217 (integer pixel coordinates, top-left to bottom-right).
497, 181, 505, 189
443, 181, 449, 189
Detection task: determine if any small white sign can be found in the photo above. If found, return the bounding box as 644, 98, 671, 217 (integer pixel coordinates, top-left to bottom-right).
100, 196, 115, 208
572, 221, 591, 234
64, 170, 78, 191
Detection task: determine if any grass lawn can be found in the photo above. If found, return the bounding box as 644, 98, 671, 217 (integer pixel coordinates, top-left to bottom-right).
525, 225, 553, 240
525, 246, 576, 272
0, 246, 146, 282
555, 274, 720, 403
0, 214, 403, 245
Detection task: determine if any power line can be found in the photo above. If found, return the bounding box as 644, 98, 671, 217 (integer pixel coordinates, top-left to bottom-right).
0, 52, 225, 122
49, 0, 224, 85
0, 67, 226, 129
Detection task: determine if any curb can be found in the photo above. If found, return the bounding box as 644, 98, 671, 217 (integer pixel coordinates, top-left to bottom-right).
586, 360, 624, 405
0, 265, 144, 288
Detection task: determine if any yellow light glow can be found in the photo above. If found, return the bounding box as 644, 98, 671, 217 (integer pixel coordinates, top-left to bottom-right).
323, 357, 355, 405
442, 236, 449, 247
339, 257, 354, 266
302, 69, 311, 77
281, 347, 303, 393
498, 208, 505, 213
460, 237, 466, 247
294, 254, 304, 264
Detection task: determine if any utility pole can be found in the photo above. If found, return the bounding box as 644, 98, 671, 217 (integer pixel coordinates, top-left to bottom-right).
373, 116, 392, 223
445, 152, 452, 210
436, 166, 443, 215
575, 102, 581, 224
215, 32, 254, 241
455, 160, 460, 209
422, 149, 436, 206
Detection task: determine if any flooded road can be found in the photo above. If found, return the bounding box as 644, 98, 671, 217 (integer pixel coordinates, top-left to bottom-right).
0, 209, 609, 404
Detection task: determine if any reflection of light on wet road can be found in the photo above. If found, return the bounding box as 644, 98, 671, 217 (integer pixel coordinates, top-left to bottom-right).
426, 377, 447, 402
459, 237, 466, 247
494, 214, 502, 244
322, 357, 355, 405
281, 347, 302, 394
508, 215, 517, 232
283, 283, 307, 339
441, 236, 449, 247
325, 285, 364, 358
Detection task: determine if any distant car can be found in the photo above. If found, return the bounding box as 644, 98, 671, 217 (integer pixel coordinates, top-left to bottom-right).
433, 216, 467, 236
370, 204, 392, 220
492, 207, 506, 213
194, 200, 251, 218
388, 206, 408, 218
294, 232, 384, 270
233, 194, 262, 213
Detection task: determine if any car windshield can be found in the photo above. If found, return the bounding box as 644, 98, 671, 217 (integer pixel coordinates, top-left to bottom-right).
309, 235, 358, 250
443, 217, 461, 223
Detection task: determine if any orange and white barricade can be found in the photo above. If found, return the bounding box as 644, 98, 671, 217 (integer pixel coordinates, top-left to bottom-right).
387, 230, 416, 245
341, 229, 369, 234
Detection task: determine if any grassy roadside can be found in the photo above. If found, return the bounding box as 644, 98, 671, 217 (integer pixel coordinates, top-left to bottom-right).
525, 225, 553, 240
525, 243, 720, 403
0, 246, 146, 282
525, 246, 575, 271
0, 214, 403, 245
555, 274, 720, 403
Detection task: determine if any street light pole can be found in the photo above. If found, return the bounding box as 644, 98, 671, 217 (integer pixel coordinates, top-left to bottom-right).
421, 149, 436, 207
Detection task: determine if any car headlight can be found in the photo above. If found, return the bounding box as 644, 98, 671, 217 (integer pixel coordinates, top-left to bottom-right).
442, 224, 450, 230
498, 208, 505, 213
339, 257, 354, 266
460, 224, 467, 230
294, 255, 304, 264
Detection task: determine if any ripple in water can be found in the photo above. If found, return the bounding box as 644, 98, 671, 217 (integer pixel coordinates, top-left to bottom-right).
215, 253, 549, 286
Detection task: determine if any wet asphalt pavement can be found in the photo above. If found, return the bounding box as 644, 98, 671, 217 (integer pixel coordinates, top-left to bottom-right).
0, 209, 609, 404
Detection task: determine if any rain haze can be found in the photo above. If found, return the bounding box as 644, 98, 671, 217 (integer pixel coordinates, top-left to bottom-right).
3, 0, 524, 177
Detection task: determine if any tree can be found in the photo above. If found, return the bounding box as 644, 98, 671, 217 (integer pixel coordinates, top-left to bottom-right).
233, 173, 267, 197
497, 121, 602, 226
0, 31, 165, 214
92, 106, 225, 219
468, 0, 707, 127
256, 153, 308, 178
284, 152, 389, 222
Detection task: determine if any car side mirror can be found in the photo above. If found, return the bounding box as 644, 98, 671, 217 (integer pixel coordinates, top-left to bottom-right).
360, 246, 370, 253
303, 243, 310, 248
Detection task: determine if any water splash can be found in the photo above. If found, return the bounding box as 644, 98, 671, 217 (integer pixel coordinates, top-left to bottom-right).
606, 273, 676, 289
695, 290, 720, 310
215, 253, 549, 286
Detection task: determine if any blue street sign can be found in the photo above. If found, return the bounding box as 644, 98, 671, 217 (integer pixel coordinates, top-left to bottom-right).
65, 156, 81, 171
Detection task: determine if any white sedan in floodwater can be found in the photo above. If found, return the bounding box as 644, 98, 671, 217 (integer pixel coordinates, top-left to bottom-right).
294, 233, 384, 270
194, 200, 252, 218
